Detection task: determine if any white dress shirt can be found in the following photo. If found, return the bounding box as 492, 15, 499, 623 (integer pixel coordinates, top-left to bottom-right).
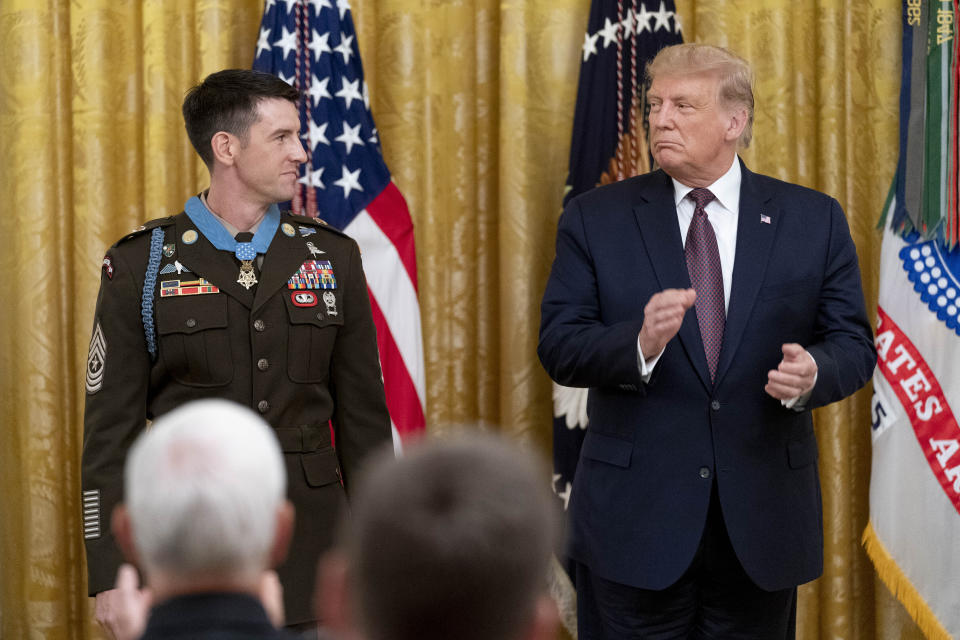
673, 158, 741, 313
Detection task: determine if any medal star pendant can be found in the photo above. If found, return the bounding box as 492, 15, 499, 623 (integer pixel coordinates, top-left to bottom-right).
237, 261, 258, 289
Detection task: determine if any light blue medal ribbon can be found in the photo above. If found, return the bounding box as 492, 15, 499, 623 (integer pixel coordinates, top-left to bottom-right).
183, 196, 280, 259
184, 197, 280, 289
235, 242, 257, 260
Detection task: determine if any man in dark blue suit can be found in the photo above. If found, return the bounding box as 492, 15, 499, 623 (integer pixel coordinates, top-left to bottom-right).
538, 44, 875, 638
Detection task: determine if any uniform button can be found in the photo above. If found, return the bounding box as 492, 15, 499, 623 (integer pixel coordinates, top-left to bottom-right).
316, 312, 324, 321
710, 400, 721, 411
257, 358, 269, 371
253, 319, 265, 332
257, 400, 270, 413
185, 318, 197, 328
699, 466, 711, 479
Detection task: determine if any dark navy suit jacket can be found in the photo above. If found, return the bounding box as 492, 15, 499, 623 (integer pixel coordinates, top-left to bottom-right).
538, 161, 875, 592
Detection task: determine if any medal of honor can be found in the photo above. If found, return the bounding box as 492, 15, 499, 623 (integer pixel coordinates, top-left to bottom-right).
235, 242, 258, 289
237, 261, 257, 289
183, 196, 282, 293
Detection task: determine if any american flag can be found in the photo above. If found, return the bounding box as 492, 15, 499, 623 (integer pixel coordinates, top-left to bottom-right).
553, 0, 682, 574
254, 0, 426, 443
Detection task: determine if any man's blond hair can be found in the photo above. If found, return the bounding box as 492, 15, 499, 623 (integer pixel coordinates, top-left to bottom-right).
647, 43, 755, 148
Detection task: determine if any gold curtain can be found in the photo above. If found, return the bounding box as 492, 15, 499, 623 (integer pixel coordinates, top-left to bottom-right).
0, 0, 923, 638
0, 1, 266, 637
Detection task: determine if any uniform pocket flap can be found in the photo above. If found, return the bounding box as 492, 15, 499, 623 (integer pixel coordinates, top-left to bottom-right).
582, 431, 632, 468
156, 295, 228, 335
284, 290, 345, 328
300, 448, 341, 487
788, 437, 818, 469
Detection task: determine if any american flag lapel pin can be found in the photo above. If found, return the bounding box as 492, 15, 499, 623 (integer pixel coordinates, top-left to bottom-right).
760, 213, 771, 224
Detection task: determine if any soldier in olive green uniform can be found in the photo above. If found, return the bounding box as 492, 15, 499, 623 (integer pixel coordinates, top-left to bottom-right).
81, 69, 391, 632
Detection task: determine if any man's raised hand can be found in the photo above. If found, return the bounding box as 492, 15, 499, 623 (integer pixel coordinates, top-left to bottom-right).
638, 288, 697, 358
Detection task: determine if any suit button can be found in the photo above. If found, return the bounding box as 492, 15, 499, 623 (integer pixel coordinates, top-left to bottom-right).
185, 318, 197, 328
710, 400, 721, 411
699, 466, 711, 479
257, 358, 269, 371
257, 400, 270, 413
253, 319, 265, 332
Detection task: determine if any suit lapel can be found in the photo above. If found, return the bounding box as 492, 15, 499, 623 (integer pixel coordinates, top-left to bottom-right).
253, 220, 311, 313
633, 172, 712, 390
714, 163, 778, 386
174, 214, 254, 308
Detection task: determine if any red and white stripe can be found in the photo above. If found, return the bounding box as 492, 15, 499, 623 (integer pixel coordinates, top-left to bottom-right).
344, 181, 426, 445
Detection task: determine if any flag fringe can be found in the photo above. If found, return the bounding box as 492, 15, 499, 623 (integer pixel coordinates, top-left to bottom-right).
548, 555, 578, 639
862, 521, 953, 640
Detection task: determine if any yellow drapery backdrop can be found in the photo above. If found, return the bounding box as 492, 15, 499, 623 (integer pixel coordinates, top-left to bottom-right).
0, 0, 926, 638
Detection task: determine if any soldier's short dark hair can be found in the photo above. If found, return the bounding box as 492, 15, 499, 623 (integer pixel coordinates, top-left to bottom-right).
343, 433, 561, 640
182, 68, 301, 169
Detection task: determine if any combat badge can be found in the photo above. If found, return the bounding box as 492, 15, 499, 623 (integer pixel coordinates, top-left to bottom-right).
323, 290, 338, 316
292, 291, 318, 307
159, 260, 191, 275
101, 256, 114, 280
287, 260, 337, 290
85, 322, 107, 394
299, 225, 317, 237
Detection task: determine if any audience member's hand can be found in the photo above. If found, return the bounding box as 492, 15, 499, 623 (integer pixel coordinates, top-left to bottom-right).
638, 288, 697, 358
765, 343, 817, 400
259, 569, 285, 628
95, 564, 152, 640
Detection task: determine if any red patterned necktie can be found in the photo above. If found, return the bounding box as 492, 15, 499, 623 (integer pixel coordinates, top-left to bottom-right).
685, 188, 724, 382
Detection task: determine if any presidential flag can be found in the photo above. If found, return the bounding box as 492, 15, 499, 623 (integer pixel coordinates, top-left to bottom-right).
552, 0, 682, 540
865, 2, 960, 638
254, 0, 426, 444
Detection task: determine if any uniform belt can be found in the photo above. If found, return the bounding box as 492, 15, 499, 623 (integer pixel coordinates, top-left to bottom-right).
274, 426, 331, 453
